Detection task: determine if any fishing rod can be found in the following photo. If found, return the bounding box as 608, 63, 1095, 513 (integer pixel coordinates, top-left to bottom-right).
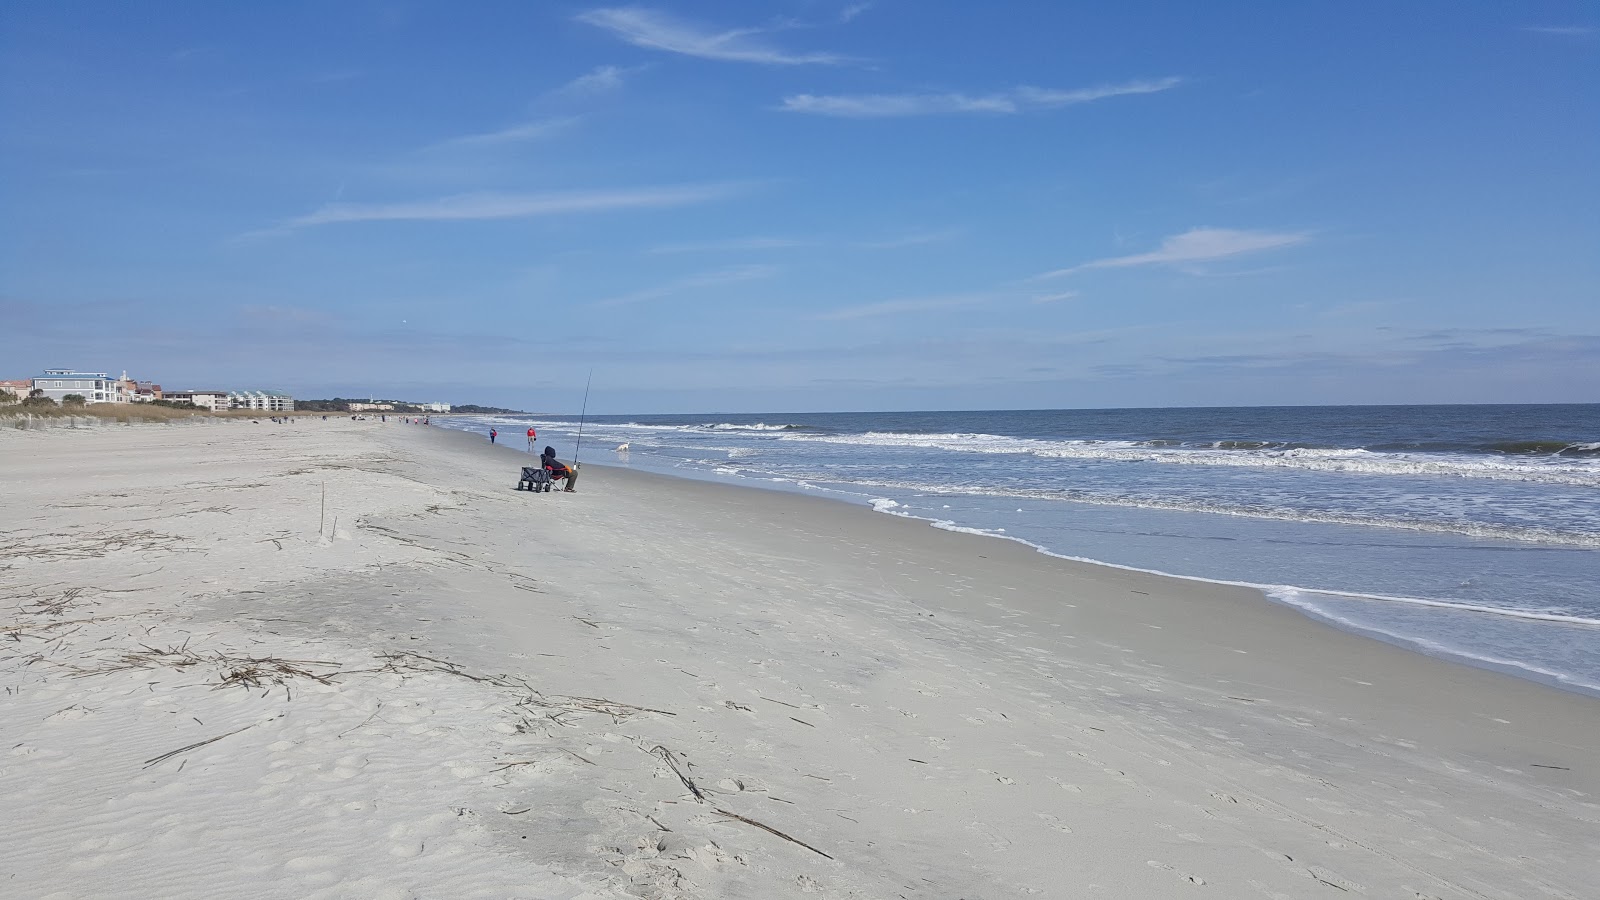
572, 369, 593, 471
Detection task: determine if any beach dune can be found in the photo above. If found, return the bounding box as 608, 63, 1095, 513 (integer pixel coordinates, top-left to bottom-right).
2, 418, 1594, 898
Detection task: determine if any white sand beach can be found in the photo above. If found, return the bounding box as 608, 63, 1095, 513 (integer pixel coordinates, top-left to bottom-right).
3, 418, 1596, 899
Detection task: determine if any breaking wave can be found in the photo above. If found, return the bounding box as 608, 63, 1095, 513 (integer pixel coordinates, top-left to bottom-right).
783, 431, 1600, 487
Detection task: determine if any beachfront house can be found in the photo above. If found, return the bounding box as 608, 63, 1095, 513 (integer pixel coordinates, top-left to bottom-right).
229, 390, 295, 412
349, 401, 395, 412
164, 390, 230, 411
0, 379, 32, 404
30, 369, 122, 404
423, 402, 452, 413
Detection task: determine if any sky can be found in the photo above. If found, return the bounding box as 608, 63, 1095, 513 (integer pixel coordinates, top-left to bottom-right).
2, 1, 1597, 413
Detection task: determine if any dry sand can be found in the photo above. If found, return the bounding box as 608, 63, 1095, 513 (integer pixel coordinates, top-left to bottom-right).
2, 418, 1595, 899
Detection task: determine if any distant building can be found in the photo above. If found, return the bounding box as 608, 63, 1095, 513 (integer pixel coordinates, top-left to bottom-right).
134, 381, 163, 402
112, 372, 145, 403
423, 402, 452, 413
0, 379, 31, 403
31, 369, 119, 404
229, 390, 295, 412
349, 402, 395, 412
164, 390, 231, 411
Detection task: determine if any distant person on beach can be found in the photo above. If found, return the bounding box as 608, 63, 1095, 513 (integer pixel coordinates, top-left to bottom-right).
541, 445, 578, 492
526, 426, 537, 453
490, 428, 497, 444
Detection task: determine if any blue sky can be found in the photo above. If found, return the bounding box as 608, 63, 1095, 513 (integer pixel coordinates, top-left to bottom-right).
3, 2, 1596, 413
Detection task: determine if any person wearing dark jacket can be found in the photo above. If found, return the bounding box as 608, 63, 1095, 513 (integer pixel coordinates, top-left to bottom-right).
540, 446, 578, 492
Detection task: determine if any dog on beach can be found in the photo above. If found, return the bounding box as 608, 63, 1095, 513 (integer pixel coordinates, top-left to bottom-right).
615, 442, 630, 453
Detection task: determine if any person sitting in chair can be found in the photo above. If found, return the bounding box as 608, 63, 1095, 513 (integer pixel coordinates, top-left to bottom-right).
541, 446, 578, 492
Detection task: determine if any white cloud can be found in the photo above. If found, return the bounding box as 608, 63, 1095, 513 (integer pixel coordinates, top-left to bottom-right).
552, 65, 630, 98
592, 264, 777, 308
781, 77, 1181, 118
427, 117, 579, 150
1035, 227, 1309, 278
576, 7, 845, 65
282, 184, 736, 229
838, 3, 873, 23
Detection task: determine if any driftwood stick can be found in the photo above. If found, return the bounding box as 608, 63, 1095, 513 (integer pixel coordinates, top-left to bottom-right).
649, 745, 706, 803
563, 696, 675, 716
142, 723, 256, 769
2, 614, 140, 634
712, 808, 834, 859
563, 749, 597, 766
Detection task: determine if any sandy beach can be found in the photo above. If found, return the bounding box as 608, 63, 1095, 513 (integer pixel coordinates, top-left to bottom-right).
2, 418, 1595, 899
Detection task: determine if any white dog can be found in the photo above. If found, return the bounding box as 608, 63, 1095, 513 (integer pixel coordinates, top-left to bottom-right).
615, 442, 630, 453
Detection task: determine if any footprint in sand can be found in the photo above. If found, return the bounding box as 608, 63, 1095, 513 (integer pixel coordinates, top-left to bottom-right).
328, 753, 368, 780
1305, 866, 1364, 892
1146, 860, 1205, 885
1036, 813, 1073, 834
284, 854, 342, 874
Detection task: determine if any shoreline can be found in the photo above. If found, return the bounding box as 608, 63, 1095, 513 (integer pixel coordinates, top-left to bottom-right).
5, 418, 1596, 898
433, 423, 1600, 726
446, 419, 1600, 700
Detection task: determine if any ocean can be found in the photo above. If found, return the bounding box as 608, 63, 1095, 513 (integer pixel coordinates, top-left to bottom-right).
441, 405, 1600, 696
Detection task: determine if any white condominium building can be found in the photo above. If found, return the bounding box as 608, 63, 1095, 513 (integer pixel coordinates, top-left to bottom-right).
229, 390, 295, 412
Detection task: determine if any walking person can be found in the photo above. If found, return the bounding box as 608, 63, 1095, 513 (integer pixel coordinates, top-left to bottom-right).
526, 426, 537, 453
490, 428, 498, 444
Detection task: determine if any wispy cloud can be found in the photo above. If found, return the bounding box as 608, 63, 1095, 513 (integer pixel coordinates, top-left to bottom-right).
781, 77, 1182, 118
550, 65, 632, 99
1035, 227, 1309, 279
426, 116, 579, 150
838, 3, 873, 23
1523, 25, 1597, 37
274, 184, 737, 231
593, 264, 777, 307
815, 292, 995, 321
576, 7, 846, 65
648, 236, 808, 254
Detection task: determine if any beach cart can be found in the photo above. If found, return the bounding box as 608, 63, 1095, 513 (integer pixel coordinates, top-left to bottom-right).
516, 466, 553, 493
